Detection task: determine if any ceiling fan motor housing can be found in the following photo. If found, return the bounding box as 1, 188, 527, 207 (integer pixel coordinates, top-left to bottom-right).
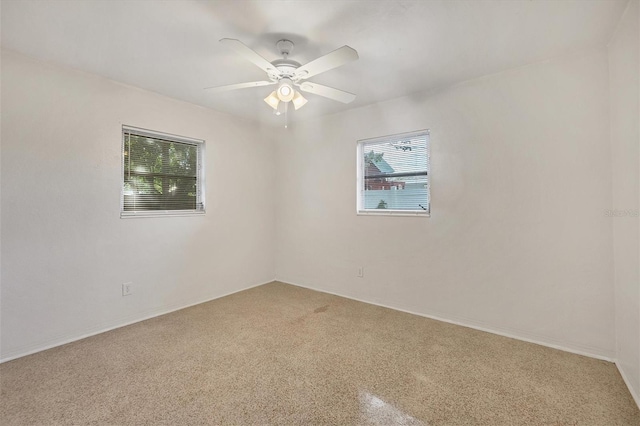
269, 40, 305, 82
270, 59, 301, 81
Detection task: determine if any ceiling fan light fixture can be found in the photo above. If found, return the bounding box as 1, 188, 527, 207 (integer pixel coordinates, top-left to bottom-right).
264, 91, 280, 109
292, 91, 308, 110
277, 78, 295, 102
279, 85, 291, 97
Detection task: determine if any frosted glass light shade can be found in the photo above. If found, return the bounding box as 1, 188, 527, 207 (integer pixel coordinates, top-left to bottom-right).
264, 91, 280, 109
292, 91, 308, 110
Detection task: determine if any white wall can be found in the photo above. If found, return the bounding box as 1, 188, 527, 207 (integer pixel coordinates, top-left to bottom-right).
0, 50, 275, 361
609, 0, 640, 405
275, 48, 616, 359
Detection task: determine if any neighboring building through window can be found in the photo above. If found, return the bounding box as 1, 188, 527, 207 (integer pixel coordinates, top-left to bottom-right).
357, 130, 430, 216
121, 126, 204, 217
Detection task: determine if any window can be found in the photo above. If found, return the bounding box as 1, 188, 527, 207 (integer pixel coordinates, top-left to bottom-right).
357, 130, 430, 216
121, 126, 204, 217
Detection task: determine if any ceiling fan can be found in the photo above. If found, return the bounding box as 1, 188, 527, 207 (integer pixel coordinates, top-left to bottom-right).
206, 38, 359, 118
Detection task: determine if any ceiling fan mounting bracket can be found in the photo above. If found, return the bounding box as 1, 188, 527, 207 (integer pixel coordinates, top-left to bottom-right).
276, 39, 294, 57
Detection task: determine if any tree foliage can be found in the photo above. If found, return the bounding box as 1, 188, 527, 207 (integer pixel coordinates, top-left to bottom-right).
123, 135, 198, 210
364, 150, 384, 166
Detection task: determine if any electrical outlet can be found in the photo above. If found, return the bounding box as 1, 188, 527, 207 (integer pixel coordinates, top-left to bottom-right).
357, 267, 364, 278
122, 282, 133, 296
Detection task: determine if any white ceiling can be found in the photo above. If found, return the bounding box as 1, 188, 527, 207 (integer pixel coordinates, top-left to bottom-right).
1, 0, 629, 126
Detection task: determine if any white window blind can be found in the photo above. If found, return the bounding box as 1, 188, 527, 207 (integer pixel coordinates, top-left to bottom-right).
121, 126, 204, 217
357, 130, 430, 216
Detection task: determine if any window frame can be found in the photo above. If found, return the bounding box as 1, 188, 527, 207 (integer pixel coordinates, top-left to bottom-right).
120, 125, 205, 218
356, 129, 430, 217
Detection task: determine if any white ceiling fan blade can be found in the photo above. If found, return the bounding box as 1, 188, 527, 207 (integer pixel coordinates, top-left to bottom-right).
220, 38, 279, 75
293, 45, 358, 80
204, 81, 275, 93
297, 82, 356, 104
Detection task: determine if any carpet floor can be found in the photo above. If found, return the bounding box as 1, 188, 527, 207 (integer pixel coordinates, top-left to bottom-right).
1, 281, 638, 425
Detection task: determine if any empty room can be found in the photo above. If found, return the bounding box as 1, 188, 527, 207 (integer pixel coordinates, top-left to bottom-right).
1, 0, 639, 424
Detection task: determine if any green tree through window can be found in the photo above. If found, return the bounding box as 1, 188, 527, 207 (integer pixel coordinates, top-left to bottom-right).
122, 129, 204, 214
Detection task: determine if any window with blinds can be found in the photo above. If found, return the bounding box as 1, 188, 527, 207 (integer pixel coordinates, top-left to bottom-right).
357, 130, 430, 216
121, 126, 204, 217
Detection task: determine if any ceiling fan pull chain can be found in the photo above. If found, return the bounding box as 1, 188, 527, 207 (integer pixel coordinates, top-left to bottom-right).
284, 102, 289, 129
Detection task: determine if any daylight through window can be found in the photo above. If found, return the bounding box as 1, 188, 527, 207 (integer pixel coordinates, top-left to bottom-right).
357, 130, 430, 215
122, 127, 204, 217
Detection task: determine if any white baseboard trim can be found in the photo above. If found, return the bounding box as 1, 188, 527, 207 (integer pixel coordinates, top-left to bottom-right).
0, 278, 275, 363
276, 279, 615, 363
616, 360, 640, 410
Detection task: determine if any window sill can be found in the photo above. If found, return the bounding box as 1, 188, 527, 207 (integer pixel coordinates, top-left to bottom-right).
357, 210, 430, 217
121, 210, 205, 219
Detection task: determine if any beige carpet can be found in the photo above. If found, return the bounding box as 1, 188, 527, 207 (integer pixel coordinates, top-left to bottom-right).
1, 282, 638, 425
